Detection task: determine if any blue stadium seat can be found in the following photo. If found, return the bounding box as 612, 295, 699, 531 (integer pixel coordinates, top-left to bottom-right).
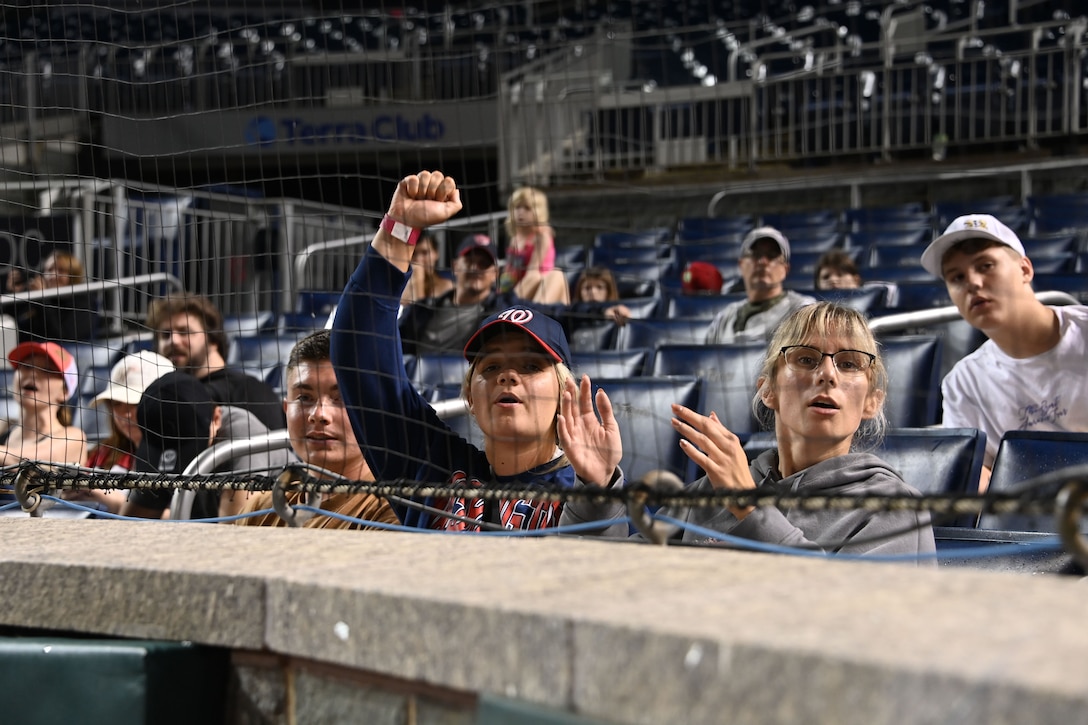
888, 281, 953, 311
568, 321, 617, 354
554, 245, 587, 270
760, 210, 840, 230
1033, 273, 1088, 304
593, 376, 702, 483
865, 244, 930, 270
650, 342, 765, 436
571, 348, 650, 379
613, 318, 711, 350
980, 430, 1088, 533
410, 353, 471, 396
295, 291, 341, 318
589, 244, 671, 267
593, 228, 672, 249
744, 427, 984, 525
278, 311, 330, 333
802, 286, 888, 315
222, 310, 277, 338
877, 335, 943, 428
844, 204, 931, 231
848, 228, 930, 249
231, 333, 301, 369
663, 292, 747, 319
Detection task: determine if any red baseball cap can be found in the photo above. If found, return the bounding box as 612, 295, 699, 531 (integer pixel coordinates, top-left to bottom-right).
681, 261, 724, 295
9, 341, 79, 399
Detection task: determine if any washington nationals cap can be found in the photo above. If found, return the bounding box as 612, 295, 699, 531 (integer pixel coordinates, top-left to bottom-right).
921, 214, 1026, 278
463, 307, 572, 368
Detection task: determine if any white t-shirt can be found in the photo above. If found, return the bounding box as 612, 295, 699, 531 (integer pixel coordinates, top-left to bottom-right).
941, 305, 1088, 466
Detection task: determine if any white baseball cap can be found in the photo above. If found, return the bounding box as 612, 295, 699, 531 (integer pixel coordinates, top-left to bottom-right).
91, 350, 175, 407
921, 214, 1026, 278
740, 226, 791, 262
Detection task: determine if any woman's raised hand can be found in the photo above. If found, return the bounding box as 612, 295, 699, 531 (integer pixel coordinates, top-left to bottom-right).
557, 375, 622, 488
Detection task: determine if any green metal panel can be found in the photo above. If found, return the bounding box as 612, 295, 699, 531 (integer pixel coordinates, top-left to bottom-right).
0, 636, 228, 725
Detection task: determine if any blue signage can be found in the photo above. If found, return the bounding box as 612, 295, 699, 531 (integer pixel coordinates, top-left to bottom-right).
244, 113, 447, 147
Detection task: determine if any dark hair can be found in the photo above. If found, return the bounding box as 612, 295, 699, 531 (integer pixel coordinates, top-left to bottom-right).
814, 250, 860, 288
573, 266, 619, 302
147, 293, 229, 359
286, 329, 330, 377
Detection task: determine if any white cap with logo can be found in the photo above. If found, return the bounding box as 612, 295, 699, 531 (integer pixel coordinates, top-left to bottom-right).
91, 350, 176, 407
921, 214, 1025, 278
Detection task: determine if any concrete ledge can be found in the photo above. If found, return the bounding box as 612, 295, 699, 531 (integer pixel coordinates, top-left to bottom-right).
0, 519, 1086, 724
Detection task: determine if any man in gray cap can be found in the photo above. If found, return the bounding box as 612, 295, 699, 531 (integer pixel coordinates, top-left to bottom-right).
705, 226, 815, 343
922, 213, 1088, 489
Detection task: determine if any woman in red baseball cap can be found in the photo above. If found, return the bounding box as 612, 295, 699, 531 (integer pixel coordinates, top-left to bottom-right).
0, 341, 86, 467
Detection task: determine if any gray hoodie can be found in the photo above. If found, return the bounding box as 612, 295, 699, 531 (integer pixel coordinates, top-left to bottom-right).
561, 449, 936, 563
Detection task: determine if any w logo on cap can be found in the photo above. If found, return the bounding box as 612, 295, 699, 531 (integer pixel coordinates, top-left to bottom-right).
496, 308, 534, 325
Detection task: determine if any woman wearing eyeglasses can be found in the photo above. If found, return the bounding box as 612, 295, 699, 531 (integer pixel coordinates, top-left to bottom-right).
567, 302, 936, 560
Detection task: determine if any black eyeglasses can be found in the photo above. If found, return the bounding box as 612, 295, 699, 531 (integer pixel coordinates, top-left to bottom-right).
780, 345, 875, 374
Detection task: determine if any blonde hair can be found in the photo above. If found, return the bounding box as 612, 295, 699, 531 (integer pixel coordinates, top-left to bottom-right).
752, 302, 888, 444
45, 251, 86, 285
504, 186, 550, 238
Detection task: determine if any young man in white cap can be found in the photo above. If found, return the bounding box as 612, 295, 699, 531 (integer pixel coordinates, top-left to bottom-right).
705, 226, 815, 344
921, 213, 1088, 488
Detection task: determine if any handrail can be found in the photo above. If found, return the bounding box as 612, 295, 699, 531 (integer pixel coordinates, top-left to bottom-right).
707, 156, 1088, 216
170, 398, 471, 519
293, 211, 508, 291
0, 272, 184, 310
868, 290, 1078, 334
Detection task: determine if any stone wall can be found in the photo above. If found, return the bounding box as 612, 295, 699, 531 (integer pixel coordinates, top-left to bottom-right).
1, 519, 1086, 724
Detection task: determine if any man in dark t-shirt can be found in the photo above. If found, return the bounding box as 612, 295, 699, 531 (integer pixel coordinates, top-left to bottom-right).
147, 292, 285, 432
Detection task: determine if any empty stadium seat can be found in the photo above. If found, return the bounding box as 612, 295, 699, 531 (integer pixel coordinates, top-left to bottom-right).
979, 430, 1088, 533
803, 286, 889, 315
613, 318, 712, 350
295, 291, 341, 318
568, 321, 617, 354
593, 376, 702, 483
849, 228, 930, 250
589, 244, 671, 267
888, 281, 953, 310
571, 348, 650, 379
231, 334, 301, 369
409, 353, 471, 397
878, 335, 943, 428
593, 228, 672, 249
865, 244, 929, 269
650, 342, 765, 436
663, 293, 747, 319
222, 310, 277, 338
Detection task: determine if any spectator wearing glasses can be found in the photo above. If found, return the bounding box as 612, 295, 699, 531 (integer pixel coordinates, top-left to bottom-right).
147, 293, 285, 432
705, 227, 815, 344
568, 303, 935, 560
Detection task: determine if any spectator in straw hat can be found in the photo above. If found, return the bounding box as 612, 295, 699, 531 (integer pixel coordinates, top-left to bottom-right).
72, 350, 175, 513
922, 213, 1088, 490
705, 227, 815, 344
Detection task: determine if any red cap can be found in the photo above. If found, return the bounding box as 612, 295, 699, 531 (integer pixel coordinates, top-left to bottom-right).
681, 261, 724, 295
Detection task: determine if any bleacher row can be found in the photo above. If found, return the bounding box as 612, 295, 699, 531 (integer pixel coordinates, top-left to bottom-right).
558, 192, 1088, 306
